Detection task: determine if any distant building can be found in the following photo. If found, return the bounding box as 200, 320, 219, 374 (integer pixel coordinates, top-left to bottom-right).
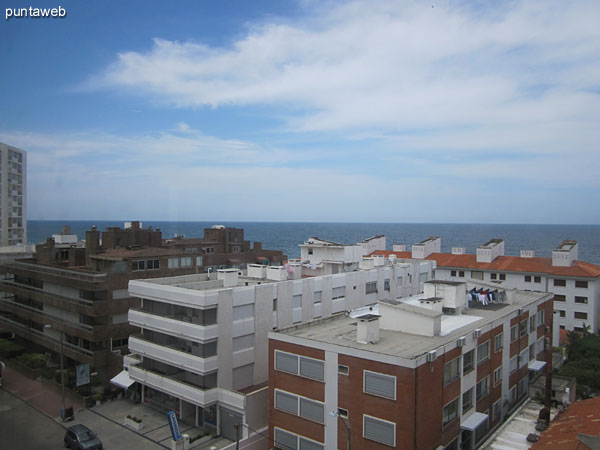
268, 279, 553, 450
372, 238, 600, 337
124, 247, 434, 442
0, 142, 26, 247
0, 222, 285, 383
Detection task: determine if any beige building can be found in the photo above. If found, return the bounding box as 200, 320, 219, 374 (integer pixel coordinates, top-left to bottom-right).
0, 142, 26, 247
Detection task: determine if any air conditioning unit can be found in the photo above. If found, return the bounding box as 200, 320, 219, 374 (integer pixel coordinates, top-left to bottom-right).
457, 337, 466, 347
426, 350, 437, 362
473, 329, 481, 339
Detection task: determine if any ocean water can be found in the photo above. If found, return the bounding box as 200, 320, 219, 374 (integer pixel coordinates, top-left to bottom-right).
27, 221, 600, 264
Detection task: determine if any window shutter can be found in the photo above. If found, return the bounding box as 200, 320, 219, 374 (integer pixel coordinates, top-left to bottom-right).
274, 429, 298, 450
275, 391, 298, 414
299, 398, 324, 424
299, 357, 324, 381
300, 438, 324, 450
364, 371, 396, 399
363, 416, 395, 446
275, 352, 298, 374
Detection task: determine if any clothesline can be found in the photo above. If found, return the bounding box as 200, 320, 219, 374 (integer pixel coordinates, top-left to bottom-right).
467, 287, 506, 306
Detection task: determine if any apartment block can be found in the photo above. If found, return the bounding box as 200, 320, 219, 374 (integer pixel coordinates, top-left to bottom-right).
0, 142, 26, 246
372, 238, 600, 336
269, 280, 553, 450
124, 253, 435, 442
0, 222, 284, 383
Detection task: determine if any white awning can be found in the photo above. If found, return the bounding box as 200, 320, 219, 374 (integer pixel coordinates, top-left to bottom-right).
110, 370, 135, 389
461, 412, 488, 431
528, 360, 546, 371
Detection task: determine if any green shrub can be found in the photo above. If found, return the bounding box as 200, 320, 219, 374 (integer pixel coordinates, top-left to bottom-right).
0, 338, 24, 358
17, 352, 48, 369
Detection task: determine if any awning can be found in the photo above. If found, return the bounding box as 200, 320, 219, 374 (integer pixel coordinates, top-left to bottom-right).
528, 360, 546, 371
110, 370, 135, 389
461, 412, 488, 431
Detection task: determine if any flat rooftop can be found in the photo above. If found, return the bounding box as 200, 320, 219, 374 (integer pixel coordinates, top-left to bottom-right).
275, 289, 550, 360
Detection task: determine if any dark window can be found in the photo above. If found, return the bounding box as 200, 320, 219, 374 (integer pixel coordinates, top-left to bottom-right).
554, 279, 566, 287
459, 271, 465, 277
574, 312, 588, 320
558, 310, 565, 317
499, 273, 506, 281
451, 270, 456, 277
132, 260, 145, 271
575, 280, 588, 288
534, 276, 541, 283
490, 273, 497, 280
574, 296, 588, 304
554, 294, 566, 302
524, 275, 531, 282
463, 350, 474, 374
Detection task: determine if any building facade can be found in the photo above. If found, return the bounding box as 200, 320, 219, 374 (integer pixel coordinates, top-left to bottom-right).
0, 142, 26, 247
124, 254, 435, 441
0, 222, 284, 383
269, 279, 554, 450
373, 238, 600, 335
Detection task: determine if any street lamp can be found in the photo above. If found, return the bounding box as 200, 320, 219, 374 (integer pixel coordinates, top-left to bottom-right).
330, 410, 351, 450
45, 324, 65, 419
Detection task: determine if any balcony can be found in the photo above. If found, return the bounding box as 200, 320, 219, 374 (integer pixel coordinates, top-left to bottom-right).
128, 364, 245, 410
128, 309, 218, 341
129, 336, 218, 375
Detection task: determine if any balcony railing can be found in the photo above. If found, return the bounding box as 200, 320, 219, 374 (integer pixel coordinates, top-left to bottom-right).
128, 309, 218, 341
129, 336, 218, 375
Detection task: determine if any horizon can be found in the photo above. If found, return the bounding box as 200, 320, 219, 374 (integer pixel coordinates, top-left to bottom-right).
2, 0, 599, 224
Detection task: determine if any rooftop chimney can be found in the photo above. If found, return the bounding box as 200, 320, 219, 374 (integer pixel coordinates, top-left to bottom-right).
476, 239, 504, 263
552, 240, 578, 267
356, 314, 380, 344
411, 237, 441, 259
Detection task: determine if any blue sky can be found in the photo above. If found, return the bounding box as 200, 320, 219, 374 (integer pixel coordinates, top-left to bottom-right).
1, 0, 599, 223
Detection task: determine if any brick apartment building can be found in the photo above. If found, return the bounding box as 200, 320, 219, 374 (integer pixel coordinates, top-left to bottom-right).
372, 237, 600, 336
269, 279, 553, 450
0, 222, 284, 383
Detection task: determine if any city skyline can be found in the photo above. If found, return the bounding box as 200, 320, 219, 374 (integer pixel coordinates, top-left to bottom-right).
1, 0, 599, 224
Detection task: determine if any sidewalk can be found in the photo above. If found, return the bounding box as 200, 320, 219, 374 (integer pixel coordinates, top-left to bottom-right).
2, 361, 83, 420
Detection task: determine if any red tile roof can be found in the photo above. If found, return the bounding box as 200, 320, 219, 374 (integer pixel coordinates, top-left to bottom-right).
530, 397, 600, 450
370, 251, 600, 278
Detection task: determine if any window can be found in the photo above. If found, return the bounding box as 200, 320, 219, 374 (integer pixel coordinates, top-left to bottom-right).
363, 415, 396, 447
558, 310, 566, 317
462, 388, 474, 413
536, 337, 544, 355
445, 438, 459, 450
147, 259, 160, 270
443, 358, 460, 385
574, 312, 588, 320
529, 343, 535, 360
196, 256, 203, 267
168, 257, 179, 269
524, 275, 531, 282
364, 370, 396, 400
499, 273, 506, 281
519, 348, 529, 368
313, 291, 322, 304
338, 365, 349, 376
273, 299, 277, 311
233, 304, 254, 320
274, 428, 298, 450
510, 325, 517, 342
476, 376, 490, 401
332, 286, 345, 300
459, 271, 465, 277
442, 398, 459, 426
338, 408, 348, 419
519, 319, 528, 337
537, 309, 545, 326
203, 247, 215, 254
384, 279, 390, 291
451, 270, 456, 277
494, 366, 502, 386
471, 271, 484, 280
554, 294, 566, 302
493, 399, 502, 422
575, 280, 588, 288
491, 273, 497, 280
308, 248, 313, 255
181, 256, 192, 267
477, 341, 490, 365
510, 355, 518, 373
494, 333, 503, 352
518, 376, 528, 398
534, 276, 541, 283
463, 350, 474, 374
530, 316, 536, 332
365, 281, 377, 294
274, 351, 325, 381
233, 334, 254, 352
574, 296, 588, 304
554, 279, 566, 287
397, 276, 403, 286
292, 294, 302, 308
274, 390, 324, 424
132, 260, 145, 271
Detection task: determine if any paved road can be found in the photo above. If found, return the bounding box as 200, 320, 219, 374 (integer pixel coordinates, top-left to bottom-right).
0, 389, 67, 450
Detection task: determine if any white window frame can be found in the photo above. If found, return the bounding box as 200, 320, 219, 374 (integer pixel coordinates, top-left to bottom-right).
477, 340, 490, 365
494, 332, 503, 352
274, 389, 324, 424
274, 350, 325, 382
442, 397, 459, 427
363, 414, 396, 447
493, 366, 502, 387
363, 370, 396, 400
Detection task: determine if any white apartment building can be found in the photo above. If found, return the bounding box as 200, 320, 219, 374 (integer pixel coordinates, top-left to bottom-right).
0, 142, 26, 247
373, 238, 600, 337
124, 253, 434, 442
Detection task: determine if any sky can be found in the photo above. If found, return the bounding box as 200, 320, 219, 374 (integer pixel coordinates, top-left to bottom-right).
1, 0, 599, 223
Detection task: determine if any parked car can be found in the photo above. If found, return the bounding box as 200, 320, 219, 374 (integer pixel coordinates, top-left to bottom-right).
64, 424, 103, 450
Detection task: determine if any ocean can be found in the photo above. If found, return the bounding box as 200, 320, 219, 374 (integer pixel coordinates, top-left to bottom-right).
27, 221, 600, 264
